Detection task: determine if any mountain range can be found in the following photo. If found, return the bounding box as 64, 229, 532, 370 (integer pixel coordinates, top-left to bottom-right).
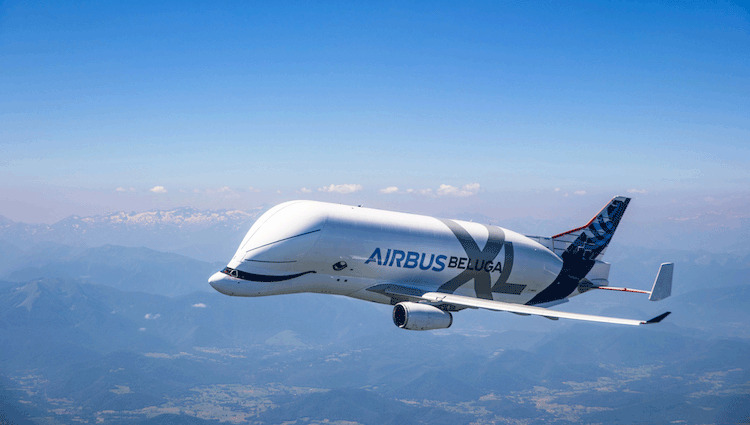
1, 277, 748, 424
2, 244, 222, 296
0, 207, 264, 262
3, 203, 750, 265
1, 207, 749, 424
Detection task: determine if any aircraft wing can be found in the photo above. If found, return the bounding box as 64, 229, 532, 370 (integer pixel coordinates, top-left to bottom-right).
419, 292, 670, 326
366, 283, 670, 326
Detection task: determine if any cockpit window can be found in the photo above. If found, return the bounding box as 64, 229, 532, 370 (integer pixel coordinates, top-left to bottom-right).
222, 267, 239, 278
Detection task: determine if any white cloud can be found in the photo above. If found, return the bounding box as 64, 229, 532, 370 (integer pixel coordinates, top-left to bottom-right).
139, 327, 146, 331
217, 186, 239, 198
150, 186, 167, 194
276, 189, 282, 194
144, 313, 161, 320
115, 187, 135, 192
201, 186, 239, 198
574, 190, 586, 196
299, 187, 312, 193
417, 188, 434, 196
318, 184, 363, 194
437, 183, 481, 197
191, 303, 206, 308
463, 182, 481, 192
627, 189, 647, 194
248, 186, 260, 192
554, 188, 561, 192
379, 186, 399, 194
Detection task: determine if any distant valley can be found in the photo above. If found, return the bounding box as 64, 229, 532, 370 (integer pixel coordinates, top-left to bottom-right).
0, 209, 749, 424
2, 244, 221, 297
1, 278, 748, 424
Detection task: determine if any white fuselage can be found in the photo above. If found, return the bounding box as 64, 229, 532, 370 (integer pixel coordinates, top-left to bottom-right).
209, 200, 565, 306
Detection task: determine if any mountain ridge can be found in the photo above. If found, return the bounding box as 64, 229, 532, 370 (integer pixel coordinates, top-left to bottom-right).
3, 245, 223, 297
0, 207, 263, 228
0, 207, 266, 261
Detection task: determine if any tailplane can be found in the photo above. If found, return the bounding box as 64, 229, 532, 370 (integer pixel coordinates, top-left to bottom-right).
585, 262, 674, 302
649, 262, 674, 301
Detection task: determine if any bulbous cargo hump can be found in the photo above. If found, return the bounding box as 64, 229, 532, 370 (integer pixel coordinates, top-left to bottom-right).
231, 201, 328, 265
229, 201, 563, 299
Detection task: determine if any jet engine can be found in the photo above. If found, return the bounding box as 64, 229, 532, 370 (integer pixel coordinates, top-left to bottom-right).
392, 302, 453, 330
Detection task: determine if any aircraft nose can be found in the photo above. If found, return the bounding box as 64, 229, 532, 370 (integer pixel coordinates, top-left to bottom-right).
209, 271, 229, 293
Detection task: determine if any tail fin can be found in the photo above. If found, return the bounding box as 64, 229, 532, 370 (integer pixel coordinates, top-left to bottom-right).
552, 196, 630, 261
525, 196, 631, 305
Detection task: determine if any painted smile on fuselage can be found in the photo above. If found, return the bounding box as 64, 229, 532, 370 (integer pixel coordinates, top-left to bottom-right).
221, 267, 316, 282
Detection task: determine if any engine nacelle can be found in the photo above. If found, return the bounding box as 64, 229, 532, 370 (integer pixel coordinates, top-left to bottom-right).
392, 302, 453, 331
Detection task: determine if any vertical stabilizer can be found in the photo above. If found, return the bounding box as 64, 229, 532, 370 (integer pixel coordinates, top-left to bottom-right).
527, 196, 630, 305
552, 196, 630, 261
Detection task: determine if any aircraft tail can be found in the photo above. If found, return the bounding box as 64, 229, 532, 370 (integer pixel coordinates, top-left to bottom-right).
524, 196, 631, 305
524, 196, 631, 261
551, 196, 630, 261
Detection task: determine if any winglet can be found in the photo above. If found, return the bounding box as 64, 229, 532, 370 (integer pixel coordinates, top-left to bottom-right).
649, 263, 674, 301
644, 311, 671, 324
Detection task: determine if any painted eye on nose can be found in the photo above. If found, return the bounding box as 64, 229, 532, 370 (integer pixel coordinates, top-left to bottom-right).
332, 261, 347, 271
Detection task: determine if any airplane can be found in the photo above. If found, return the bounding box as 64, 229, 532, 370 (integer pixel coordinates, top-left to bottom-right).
208, 196, 673, 330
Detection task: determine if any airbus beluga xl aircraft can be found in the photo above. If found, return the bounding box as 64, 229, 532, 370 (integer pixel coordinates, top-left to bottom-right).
209, 196, 673, 330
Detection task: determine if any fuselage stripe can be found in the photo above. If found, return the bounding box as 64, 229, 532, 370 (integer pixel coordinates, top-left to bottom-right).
222, 267, 316, 282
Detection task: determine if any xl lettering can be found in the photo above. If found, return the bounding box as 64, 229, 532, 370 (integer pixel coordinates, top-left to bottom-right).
437, 220, 514, 299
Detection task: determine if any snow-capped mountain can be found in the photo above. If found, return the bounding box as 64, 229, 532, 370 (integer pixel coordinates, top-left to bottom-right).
0, 207, 267, 262
59, 207, 258, 228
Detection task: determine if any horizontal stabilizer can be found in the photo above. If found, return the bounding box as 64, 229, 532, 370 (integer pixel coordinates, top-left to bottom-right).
649, 263, 674, 301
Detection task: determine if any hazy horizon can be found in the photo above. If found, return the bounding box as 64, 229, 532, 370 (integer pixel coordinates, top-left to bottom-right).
2, 0, 748, 233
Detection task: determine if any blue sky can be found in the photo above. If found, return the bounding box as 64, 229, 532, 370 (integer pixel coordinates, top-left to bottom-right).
1, 1, 748, 231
